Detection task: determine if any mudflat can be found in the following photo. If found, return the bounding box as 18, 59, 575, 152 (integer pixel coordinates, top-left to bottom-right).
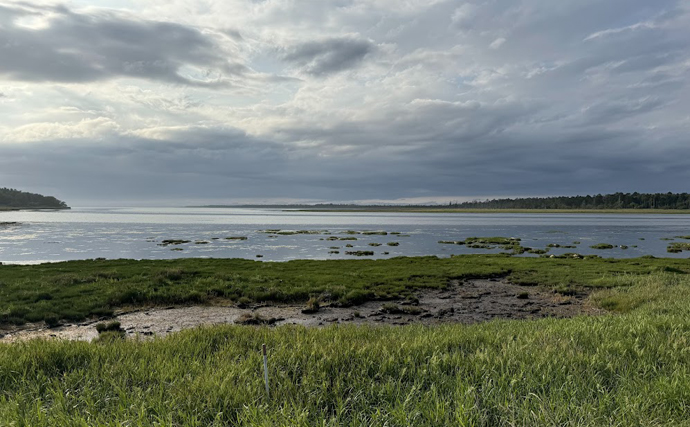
1, 278, 598, 342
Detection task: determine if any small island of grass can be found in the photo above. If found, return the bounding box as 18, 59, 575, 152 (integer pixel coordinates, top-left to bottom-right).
590, 243, 615, 250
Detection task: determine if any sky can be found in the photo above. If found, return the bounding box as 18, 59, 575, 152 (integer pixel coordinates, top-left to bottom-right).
0, 0, 688, 206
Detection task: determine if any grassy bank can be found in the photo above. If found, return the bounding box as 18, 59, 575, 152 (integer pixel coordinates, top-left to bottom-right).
1, 273, 689, 425
1, 255, 689, 328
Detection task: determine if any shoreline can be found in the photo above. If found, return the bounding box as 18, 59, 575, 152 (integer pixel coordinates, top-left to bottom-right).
0, 207, 70, 212
287, 208, 690, 214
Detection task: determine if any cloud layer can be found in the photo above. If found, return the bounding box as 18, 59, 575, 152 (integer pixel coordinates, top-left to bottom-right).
0, 0, 688, 204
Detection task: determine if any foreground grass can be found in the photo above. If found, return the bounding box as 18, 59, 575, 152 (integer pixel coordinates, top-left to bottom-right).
2, 255, 690, 328
1, 272, 689, 426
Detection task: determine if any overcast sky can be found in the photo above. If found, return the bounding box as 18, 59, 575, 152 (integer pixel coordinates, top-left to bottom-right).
0, 0, 688, 205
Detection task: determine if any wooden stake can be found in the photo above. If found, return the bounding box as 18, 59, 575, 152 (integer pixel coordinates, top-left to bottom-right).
262, 344, 270, 397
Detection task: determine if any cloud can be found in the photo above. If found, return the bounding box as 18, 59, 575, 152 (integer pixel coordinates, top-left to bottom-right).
584, 22, 656, 42
282, 37, 375, 76
490, 38, 506, 49
0, 2, 247, 86
2, 120, 690, 205
0, 0, 689, 203
3, 117, 120, 142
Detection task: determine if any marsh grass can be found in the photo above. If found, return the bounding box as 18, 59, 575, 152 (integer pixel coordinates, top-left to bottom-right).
1, 256, 690, 328
95, 321, 122, 334
1, 272, 689, 425
235, 313, 273, 325
301, 297, 321, 314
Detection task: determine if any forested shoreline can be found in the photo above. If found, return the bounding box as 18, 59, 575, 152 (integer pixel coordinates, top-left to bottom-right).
199, 192, 690, 210
0, 188, 69, 209
449, 192, 690, 210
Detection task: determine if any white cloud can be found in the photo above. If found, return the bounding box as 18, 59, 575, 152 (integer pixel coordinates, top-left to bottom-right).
3, 117, 120, 142
451, 3, 478, 26
584, 22, 656, 41
490, 37, 506, 49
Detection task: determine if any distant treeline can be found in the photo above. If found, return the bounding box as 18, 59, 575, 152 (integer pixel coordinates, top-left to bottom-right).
0, 188, 69, 209
449, 192, 690, 210
199, 192, 690, 210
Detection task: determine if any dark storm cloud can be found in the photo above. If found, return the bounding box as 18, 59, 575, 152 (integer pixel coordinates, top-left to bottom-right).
0, 3, 244, 85
282, 37, 374, 76
2, 115, 690, 205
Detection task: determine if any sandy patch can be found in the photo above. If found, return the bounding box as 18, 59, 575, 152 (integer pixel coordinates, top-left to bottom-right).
0, 279, 600, 342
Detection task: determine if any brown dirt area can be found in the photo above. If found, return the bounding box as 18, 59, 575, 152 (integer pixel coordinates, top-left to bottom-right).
0, 279, 602, 343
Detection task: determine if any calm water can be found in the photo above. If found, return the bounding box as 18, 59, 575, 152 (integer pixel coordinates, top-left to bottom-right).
1, 207, 689, 264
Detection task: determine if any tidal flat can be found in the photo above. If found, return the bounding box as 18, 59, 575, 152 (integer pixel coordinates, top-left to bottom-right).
1, 254, 688, 333
4, 207, 690, 263
2, 208, 690, 425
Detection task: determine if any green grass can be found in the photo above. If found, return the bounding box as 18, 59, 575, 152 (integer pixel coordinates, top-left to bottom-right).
1, 272, 689, 425
2, 256, 690, 328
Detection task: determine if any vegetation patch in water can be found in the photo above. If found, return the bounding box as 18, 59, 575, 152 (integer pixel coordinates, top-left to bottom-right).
667, 242, 690, 253
345, 251, 374, 256
158, 239, 190, 246
464, 237, 521, 245
547, 243, 577, 249
590, 243, 615, 250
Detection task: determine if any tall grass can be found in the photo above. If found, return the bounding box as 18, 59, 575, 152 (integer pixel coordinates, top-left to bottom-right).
1, 273, 689, 425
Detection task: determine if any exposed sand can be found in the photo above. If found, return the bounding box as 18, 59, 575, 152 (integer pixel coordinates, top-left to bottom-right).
0, 279, 600, 343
